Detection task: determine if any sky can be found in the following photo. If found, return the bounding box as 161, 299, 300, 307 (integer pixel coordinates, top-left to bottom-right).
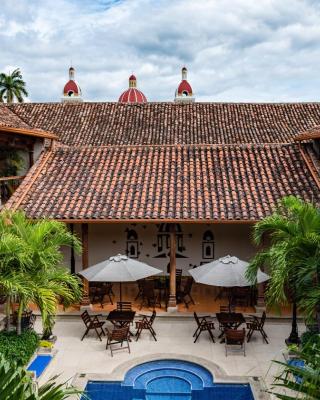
2, 0, 320, 103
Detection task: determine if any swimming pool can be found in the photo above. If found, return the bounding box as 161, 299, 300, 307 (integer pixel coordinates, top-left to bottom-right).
84, 360, 254, 400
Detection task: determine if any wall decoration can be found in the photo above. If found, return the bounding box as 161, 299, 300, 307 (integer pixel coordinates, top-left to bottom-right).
126, 229, 139, 258
202, 230, 215, 260
154, 223, 188, 258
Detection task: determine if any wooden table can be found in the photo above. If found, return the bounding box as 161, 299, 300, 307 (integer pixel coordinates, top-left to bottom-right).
107, 310, 136, 335
216, 312, 246, 342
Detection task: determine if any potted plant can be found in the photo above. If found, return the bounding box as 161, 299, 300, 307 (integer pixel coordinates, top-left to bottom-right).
285, 343, 300, 360
38, 340, 54, 354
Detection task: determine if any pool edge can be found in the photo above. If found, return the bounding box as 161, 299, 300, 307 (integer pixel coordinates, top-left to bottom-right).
72, 353, 270, 400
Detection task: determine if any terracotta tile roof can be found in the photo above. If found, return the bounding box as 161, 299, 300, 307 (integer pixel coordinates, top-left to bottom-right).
6, 143, 320, 221
0, 104, 32, 129
9, 102, 320, 146
294, 125, 320, 141
0, 104, 57, 140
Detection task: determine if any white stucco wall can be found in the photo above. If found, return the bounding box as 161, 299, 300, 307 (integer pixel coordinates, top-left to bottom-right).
63, 223, 257, 275
18, 138, 45, 175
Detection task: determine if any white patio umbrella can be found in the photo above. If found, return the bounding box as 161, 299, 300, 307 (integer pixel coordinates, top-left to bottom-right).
189, 255, 269, 287
79, 254, 162, 302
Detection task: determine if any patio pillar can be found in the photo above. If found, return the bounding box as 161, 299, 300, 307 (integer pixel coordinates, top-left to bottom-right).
167, 224, 177, 311
80, 223, 91, 309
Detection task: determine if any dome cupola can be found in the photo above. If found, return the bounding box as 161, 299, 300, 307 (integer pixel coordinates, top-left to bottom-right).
119, 75, 147, 103
174, 67, 195, 103
61, 66, 83, 103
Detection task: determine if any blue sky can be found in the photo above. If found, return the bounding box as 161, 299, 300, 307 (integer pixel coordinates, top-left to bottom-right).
2, 0, 320, 102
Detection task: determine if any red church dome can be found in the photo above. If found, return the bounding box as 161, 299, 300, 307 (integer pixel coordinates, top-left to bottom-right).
174, 67, 195, 102
63, 80, 81, 96
118, 75, 147, 103
177, 80, 193, 96
62, 67, 82, 100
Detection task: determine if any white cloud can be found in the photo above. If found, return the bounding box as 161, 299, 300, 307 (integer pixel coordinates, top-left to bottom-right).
1, 0, 320, 102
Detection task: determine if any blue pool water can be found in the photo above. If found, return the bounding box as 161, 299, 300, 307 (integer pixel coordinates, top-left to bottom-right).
84, 360, 254, 400
27, 354, 53, 378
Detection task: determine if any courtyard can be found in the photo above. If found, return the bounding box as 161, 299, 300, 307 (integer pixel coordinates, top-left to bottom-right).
34, 315, 304, 389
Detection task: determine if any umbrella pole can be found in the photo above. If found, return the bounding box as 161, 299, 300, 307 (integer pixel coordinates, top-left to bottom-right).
120, 282, 122, 303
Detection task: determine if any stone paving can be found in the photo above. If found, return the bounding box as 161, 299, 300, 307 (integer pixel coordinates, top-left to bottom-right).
35, 315, 304, 391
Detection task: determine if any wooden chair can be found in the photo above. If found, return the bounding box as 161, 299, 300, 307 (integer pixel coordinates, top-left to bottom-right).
177, 277, 195, 308
139, 281, 161, 310
176, 269, 183, 292
135, 311, 157, 341
80, 310, 105, 341
246, 311, 268, 343
135, 280, 144, 300
116, 301, 132, 311
106, 326, 130, 357
225, 328, 246, 356
232, 287, 251, 307
193, 312, 215, 343
219, 304, 235, 313
91, 284, 114, 308
218, 305, 235, 332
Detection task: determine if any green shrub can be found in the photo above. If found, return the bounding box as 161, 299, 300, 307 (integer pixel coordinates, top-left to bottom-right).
0, 330, 39, 366
301, 330, 320, 348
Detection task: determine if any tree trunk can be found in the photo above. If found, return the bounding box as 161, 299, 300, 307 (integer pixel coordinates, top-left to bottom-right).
16, 301, 24, 336
5, 296, 11, 332
286, 301, 300, 345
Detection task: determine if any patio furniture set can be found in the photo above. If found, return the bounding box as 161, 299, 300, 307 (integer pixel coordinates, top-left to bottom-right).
80, 303, 268, 357
90, 270, 195, 310
81, 302, 157, 356
193, 308, 268, 356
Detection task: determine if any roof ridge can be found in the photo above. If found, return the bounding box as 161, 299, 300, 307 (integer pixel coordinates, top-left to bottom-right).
51, 142, 295, 151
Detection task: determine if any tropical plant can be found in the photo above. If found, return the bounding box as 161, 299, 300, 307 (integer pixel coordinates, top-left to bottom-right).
246, 196, 320, 337
0, 330, 39, 366
0, 68, 28, 103
0, 147, 25, 177
0, 210, 82, 335
0, 353, 83, 399
269, 338, 320, 400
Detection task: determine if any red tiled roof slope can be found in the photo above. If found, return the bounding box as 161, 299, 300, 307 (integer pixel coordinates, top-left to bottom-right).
0, 104, 32, 129
9, 102, 320, 146
7, 144, 319, 221
294, 125, 320, 141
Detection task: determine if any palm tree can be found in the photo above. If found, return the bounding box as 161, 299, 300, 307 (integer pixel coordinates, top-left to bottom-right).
0, 211, 82, 335
0, 68, 28, 103
246, 196, 320, 341
0, 354, 83, 399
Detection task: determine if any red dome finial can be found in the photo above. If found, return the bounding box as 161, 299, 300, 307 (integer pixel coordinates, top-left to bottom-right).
62, 66, 83, 103
174, 66, 195, 103
119, 74, 147, 103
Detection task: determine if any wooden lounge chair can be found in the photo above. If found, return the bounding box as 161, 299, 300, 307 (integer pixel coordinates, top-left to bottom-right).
80, 310, 105, 341
246, 311, 268, 343
106, 326, 130, 357
193, 312, 215, 343
135, 311, 157, 341
177, 277, 195, 308
225, 328, 246, 356
117, 301, 132, 311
